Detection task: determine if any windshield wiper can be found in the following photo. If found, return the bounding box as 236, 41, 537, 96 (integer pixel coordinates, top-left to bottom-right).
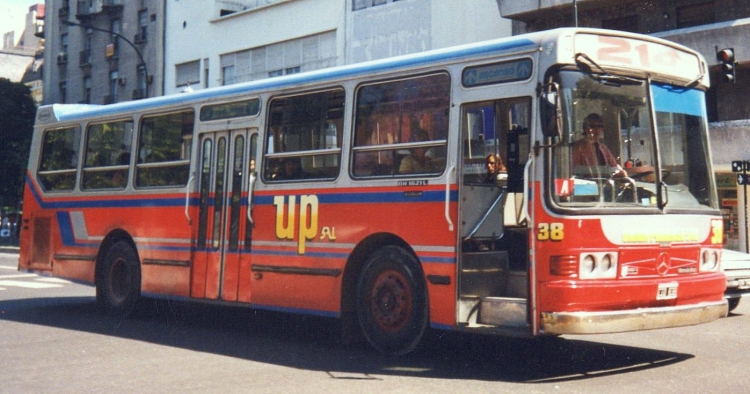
593, 74, 643, 86
575, 53, 644, 86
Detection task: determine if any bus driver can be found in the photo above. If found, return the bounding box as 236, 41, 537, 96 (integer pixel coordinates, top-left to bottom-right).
572, 113, 625, 177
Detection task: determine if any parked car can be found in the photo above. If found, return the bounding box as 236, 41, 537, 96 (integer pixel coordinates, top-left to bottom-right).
722, 249, 750, 312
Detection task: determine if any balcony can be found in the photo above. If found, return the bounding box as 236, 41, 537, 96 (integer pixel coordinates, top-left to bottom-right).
57, 52, 68, 65
102, 0, 123, 8
76, 0, 103, 20
102, 0, 123, 17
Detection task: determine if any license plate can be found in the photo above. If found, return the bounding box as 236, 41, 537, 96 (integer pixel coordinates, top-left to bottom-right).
657, 282, 678, 300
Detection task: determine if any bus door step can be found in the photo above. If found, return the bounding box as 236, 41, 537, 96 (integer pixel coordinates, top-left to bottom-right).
478, 297, 527, 327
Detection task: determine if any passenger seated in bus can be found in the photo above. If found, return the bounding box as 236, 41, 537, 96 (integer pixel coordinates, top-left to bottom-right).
276, 157, 305, 180
399, 129, 432, 175
572, 113, 625, 178
484, 153, 507, 185
111, 152, 130, 187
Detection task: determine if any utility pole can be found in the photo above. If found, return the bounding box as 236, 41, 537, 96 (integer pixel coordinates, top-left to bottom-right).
733, 160, 750, 252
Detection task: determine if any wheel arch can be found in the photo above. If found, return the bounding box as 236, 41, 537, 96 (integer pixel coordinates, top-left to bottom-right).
339, 232, 428, 343
95, 229, 139, 287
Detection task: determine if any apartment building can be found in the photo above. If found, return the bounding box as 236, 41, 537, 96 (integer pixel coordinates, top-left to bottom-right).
41, 0, 165, 104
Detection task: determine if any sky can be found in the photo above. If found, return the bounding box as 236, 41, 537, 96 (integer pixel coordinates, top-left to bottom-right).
1, 0, 42, 39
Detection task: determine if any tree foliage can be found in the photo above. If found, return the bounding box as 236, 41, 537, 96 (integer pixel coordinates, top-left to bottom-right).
0, 78, 36, 209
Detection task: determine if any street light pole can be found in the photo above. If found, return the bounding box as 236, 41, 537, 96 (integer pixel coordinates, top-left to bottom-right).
62, 20, 150, 98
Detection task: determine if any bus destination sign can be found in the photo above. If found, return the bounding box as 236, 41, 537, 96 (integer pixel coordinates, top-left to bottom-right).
462, 58, 533, 87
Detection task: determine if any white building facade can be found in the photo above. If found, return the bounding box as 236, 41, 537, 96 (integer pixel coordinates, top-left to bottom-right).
164, 0, 511, 95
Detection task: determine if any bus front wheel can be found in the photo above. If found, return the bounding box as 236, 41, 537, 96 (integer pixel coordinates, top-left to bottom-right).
97, 241, 141, 317
356, 246, 428, 355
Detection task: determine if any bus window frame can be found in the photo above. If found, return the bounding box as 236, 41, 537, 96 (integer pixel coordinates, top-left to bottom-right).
36, 125, 82, 193
80, 117, 135, 191
350, 72, 451, 179
262, 87, 345, 183
134, 108, 195, 189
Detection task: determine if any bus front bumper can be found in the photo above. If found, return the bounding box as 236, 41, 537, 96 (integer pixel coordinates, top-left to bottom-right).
540, 300, 728, 335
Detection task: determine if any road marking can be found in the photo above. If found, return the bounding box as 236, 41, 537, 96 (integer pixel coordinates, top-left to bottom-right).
0, 273, 38, 279
0, 265, 71, 290
36, 277, 71, 284
0, 280, 63, 289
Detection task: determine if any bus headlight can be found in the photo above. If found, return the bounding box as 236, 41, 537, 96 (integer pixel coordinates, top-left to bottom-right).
579, 252, 618, 279
700, 248, 720, 272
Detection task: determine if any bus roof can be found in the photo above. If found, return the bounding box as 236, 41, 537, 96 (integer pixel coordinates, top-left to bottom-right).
35, 27, 706, 125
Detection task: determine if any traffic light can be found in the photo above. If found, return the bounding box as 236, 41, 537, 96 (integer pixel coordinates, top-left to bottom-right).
717, 48, 736, 83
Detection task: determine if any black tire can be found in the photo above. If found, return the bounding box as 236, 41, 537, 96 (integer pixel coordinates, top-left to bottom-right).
356, 246, 428, 355
96, 241, 141, 317
728, 298, 740, 313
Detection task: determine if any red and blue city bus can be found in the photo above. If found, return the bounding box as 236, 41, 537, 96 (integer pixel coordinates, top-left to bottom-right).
20, 28, 726, 354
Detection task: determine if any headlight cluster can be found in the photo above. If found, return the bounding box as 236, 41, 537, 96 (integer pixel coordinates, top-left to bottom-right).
700, 248, 720, 272
579, 252, 618, 279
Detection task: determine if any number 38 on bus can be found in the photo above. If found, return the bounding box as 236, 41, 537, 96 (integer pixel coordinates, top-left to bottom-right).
20, 28, 727, 355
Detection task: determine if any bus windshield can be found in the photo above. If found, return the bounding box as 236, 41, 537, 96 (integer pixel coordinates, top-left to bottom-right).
549, 70, 716, 212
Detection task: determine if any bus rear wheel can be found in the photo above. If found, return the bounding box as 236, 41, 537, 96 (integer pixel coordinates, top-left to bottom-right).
97, 241, 141, 317
356, 246, 427, 355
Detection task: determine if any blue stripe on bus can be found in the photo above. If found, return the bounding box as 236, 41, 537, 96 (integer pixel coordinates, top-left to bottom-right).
56, 211, 76, 246
51, 38, 536, 123
255, 190, 458, 205
28, 185, 457, 211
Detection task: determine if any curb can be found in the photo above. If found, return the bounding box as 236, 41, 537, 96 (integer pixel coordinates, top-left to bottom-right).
0, 246, 20, 255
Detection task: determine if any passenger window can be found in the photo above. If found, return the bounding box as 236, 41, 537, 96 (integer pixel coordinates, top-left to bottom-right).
352, 73, 450, 177
263, 89, 344, 182
82, 120, 133, 190
136, 110, 194, 187
37, 126, 81, 191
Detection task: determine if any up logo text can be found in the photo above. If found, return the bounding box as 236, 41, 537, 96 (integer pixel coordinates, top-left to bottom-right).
274, 195, 336, 254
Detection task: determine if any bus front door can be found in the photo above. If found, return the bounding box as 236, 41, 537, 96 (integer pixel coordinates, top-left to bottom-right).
193, 129, 256, 302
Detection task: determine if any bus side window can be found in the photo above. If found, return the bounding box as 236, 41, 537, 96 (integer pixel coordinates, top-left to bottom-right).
82, 120, 133, 190
352, 73, 450, 178
263, 89, 344, 182
136, 110, 194, 187
37, 126, 81, 192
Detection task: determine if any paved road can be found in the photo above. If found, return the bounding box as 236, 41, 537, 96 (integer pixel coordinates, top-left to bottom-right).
1, 251, 749, 393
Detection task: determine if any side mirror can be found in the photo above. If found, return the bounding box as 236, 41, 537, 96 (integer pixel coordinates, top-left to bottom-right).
539, 82, 562, 141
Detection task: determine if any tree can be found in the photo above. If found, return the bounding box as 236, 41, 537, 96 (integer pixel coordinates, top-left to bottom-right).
0, 78, 36, 211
